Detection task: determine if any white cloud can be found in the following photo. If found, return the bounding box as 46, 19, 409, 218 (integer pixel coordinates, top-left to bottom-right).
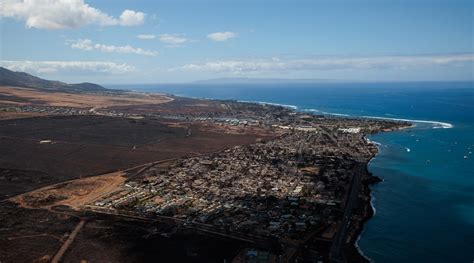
207, 31, 237, 42
93, 43, 158, 56
0, 60, 136, 75
0, 0, 145, 29
119, 9, 145, 26
70, 38, 94, 50
137, 34, 156, 40
70, 39, 159, 56
173, 54, 474, 74
159, 34, 188, 47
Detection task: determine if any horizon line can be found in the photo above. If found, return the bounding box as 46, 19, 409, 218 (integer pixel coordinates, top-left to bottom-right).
103, 79, 474, 86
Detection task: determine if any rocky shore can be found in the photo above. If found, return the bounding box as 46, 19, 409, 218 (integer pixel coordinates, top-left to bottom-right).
345, 124, 412, 263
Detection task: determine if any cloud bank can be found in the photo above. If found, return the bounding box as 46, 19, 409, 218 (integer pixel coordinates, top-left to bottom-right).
0, 0, 145, 29
70, 39, 158, 56
0, 60, 136, 74
174, 54, 474, 74
207, 31, 237, 42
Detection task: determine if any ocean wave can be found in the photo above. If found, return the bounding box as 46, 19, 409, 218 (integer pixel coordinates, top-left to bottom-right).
304, 107, 453, 129
371, 195, 377, 216
361, 115, 454, 129
355, 233, 374, 263
355, 192, 376, 263
366, 138, 381, 146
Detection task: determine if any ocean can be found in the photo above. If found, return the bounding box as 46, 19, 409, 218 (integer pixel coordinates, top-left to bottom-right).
108, 81, 474, 263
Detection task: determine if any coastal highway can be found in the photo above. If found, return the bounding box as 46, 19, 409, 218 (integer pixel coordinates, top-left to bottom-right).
329, 160, 365, 263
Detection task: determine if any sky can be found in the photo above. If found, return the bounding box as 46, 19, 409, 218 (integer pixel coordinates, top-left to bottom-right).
0, 0, 473, 84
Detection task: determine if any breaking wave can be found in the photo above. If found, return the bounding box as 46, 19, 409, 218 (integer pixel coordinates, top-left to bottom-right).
355, 232, 374, 263
366, 138, 381, 146
361, 115, 454, 129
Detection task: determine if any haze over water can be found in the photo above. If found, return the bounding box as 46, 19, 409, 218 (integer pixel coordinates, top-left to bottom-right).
110, 81, 474, 262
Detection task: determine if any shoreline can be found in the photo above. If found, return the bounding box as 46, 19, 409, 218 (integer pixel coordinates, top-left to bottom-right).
151, 93, 421, 262
96, 91, 415, 261
235, 99, 454, 129
134, 92, 423, 261
354, 152, 380, 262
0, 85, 418, 262
347, 124, 413, 262
347, 159, 381, 263
87, 90, 420, 261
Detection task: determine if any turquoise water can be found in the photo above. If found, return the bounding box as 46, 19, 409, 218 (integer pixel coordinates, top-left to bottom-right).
109, 82, 474, 262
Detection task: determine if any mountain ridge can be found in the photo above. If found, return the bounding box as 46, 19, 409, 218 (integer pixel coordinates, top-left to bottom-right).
0, 67, 106, 92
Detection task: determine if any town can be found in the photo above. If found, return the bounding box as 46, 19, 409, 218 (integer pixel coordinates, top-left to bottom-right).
0, 85, 409, 262
74, 101, 404, 261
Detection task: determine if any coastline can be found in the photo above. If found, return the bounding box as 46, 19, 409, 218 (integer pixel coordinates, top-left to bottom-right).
249, 99, 417, 262
345, 150, 381, 263
118, 93, 414, 262
346, 124, 413, 262
167, 95, 421, 262
112, 89, 472, 262
1, 72, 471, 262
140, 93, 426, 262
98, 90, 432, 261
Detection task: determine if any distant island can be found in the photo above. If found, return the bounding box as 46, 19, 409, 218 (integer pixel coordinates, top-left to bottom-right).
193, 77, 351, 84
0, 68, 410, 263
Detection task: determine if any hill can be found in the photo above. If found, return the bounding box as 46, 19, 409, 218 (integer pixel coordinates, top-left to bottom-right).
0, 67, 106, 92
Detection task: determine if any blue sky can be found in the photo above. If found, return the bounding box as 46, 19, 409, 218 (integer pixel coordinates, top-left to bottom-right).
1, 0, 473, 84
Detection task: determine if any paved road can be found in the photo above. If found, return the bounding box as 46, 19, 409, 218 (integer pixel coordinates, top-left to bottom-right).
329, 161, 364, 262
51, 219, 86, 263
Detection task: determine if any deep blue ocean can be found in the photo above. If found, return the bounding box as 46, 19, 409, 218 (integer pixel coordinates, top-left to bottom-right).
109, 82, 474, 263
